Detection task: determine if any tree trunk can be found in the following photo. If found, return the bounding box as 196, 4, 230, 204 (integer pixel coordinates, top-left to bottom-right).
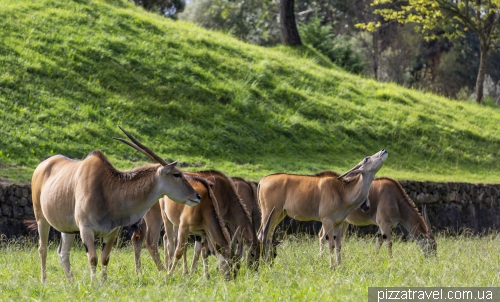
372, 30, 379, 80
475, 42, 489, 104
279, 0, 302, 46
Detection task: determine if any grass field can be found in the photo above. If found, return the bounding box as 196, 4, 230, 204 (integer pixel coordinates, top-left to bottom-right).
0, 0, 499, 184
0, 234, 498, 301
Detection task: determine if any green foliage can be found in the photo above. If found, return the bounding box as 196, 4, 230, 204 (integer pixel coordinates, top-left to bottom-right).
299, 18, 365, 74
0, 235, 498, 300
132, 0, 186, 19
0, 0, 499, 184
357, 0, 500, 103
180, 0, 280, 46
361, 0, 500, 44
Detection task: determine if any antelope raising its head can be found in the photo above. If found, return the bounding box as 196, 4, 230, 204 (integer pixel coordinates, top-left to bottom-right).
258, 149, 388, 267
29, 126, 200, 284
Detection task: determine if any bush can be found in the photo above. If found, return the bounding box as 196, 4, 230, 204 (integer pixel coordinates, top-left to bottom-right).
299, 18, 365, 74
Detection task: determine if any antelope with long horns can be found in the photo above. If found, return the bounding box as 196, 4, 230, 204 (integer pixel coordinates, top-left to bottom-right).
28, 126, 200, 283
319, 176, 436, 257
258, 149, 388, 268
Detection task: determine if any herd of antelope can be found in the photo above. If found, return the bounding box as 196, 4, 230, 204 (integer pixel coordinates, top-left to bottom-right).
27, 127, 436, 284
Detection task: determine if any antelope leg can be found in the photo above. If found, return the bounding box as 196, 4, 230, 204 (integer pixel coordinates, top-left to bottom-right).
182, 246, 188, 275
318, 226, 326, 253
37, 218, 51, 283
144, 209, 165, 271
333, 223, 344, 265
131, 226, 145, 274
100, 227, 120, 284
145, 223, 164, 271
201, 240, 210, 279
378, 223, 393, 258
58, 232, 76, 282
190, 239, 202, 272
168, 225, 188, 275
322, 221, 335, 269
80, 227, 98, 284
376, 233, 383, 253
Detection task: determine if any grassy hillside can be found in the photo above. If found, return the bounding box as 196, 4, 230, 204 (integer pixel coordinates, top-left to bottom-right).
1, 0, 499, 184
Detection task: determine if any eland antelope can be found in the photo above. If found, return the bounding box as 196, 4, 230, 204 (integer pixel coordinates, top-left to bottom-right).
189, 176, 262, 271
187, 171, 259, 268
28, 126, 201, 283
258, 149, 388, 268
132, 171, 259, 274
231, 177, 260, 234
318, 176, 436, 257
159, 176, 243, 280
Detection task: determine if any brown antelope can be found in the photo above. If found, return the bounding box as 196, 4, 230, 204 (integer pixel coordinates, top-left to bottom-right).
258, 149, 388, 268
318, 176, 436, 257
189, 176, 262, 271
231, 177, 260, 234
131, 171, 258, 273
188, 171, 259, 267
159, 176, 243, 280
29, 126, 201, 283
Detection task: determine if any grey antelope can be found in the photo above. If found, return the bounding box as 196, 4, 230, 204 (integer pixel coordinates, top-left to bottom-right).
318, 176, 436, 257
159, 177, 243, 280
28, 126, 201, 283
258, 149, 388, 268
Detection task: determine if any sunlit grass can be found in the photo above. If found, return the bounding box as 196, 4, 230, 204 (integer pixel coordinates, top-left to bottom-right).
0, 0, 499, 184
0, 234, 498, 301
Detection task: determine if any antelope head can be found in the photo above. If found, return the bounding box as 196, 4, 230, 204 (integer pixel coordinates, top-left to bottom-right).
420, 205, 437, 257
337, 149, 388, 209
337, 149, 388, 180
114, 126, 201, 206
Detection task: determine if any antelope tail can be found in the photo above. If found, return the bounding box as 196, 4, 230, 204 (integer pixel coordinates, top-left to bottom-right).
24, 220, 38, 231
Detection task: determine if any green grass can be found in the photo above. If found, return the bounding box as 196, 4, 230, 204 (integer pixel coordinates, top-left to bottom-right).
0, 234, 498, 301
0, 0, 499, 184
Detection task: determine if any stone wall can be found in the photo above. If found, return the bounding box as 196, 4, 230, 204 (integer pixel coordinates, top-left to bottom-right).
1, 180, 499, 239
277, 180, 500, 236
399, 180, 500, 234
0, 181, 34, 238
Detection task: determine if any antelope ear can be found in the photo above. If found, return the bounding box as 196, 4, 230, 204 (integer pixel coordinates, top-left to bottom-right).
161, 160, 178, 174
343, 169, 361, 179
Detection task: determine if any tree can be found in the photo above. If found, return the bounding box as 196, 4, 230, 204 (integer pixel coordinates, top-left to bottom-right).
179, 0, 281, 46
360, 0, 500, 103
133, 0, 186, 19
299, 18, 366, 73
280, 0, 302, 46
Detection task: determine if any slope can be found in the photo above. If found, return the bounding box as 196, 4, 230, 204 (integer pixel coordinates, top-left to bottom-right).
0, 0, 499, 183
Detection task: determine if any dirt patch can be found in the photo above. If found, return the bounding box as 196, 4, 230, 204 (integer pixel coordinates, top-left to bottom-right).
0, 178, 14, 186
